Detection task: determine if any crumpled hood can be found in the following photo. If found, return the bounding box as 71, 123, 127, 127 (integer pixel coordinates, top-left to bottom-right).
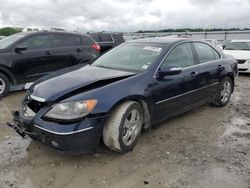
30, 65, 136, 102
224, 50, 250, 60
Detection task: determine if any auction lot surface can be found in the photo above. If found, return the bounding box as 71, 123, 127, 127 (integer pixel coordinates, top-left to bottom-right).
0, 75, 249, 188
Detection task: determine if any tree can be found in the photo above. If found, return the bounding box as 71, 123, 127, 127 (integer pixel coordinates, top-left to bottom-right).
51, 27, 65, 31
0, 27, 23, 36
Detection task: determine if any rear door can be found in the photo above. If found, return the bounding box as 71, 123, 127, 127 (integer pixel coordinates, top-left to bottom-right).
192, 42, 222, 101
51, 33, 82, 70
151, 42, 200, 123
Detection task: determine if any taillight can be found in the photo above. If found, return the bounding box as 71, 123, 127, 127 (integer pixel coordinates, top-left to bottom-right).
92, 43, 101, 51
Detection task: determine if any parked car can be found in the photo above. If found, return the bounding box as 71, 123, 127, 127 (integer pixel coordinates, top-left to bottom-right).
9, 38, 238, 154
223, 40, 250, 73
220, 40, 231, 49
89, 32, 125, 53
0, 31, 100, 97
203, 39, 223, 49
0, 36, 6, 40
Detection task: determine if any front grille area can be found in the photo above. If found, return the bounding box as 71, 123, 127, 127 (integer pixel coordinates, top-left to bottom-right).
238, 68, 248, 71
237, 59, 246, 64
26, 99, 45, 113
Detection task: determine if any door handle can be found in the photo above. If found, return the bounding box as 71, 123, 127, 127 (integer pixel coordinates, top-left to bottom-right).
217, 65, 224, 71
44, 51, 51, 55
76, 48, 82, 52
190, 71, 198, 78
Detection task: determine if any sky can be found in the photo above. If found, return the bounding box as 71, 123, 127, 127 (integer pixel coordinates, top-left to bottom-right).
0, 0, 250, 32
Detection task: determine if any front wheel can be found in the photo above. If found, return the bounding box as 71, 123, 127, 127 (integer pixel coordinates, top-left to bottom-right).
212, 77, 233, 107
0, 73, 10, 98
103, 101, 143, 153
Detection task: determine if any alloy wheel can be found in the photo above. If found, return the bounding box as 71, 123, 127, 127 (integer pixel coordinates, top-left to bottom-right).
220, 80, 231, 103
122, 109, 142, 146
0, 78, 6, 95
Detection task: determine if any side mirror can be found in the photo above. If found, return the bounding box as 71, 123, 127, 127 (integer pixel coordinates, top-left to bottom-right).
14, 46, 27, 53
158, 65, 182, 79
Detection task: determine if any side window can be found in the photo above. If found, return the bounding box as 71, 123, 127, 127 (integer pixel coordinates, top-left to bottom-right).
100, 34, 113, 42
113, 34, 125, 42
161, 43, 195, 68
83, 36, 94, 45
194, 42, 220, 63
213, 50, 220, 59
19, 35, 50, 50
90, 34, 100, 42
54, 34, 81, 47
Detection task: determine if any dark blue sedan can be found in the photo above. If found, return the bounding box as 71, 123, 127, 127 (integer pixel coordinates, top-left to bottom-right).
9, 38, 238, 153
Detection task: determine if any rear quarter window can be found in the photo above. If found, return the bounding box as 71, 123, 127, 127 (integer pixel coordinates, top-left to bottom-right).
54, 34, 81, 47
194, 42, 220, 63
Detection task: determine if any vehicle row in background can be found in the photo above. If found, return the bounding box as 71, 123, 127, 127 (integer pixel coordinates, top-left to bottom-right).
203, 39, 223, 49
89, 32, 125, 54
0, 31, 100, 97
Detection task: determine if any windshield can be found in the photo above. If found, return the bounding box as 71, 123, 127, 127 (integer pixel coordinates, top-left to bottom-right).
92, 42, 165, 72
225, 42, 250, 51
0, 33, 26, 49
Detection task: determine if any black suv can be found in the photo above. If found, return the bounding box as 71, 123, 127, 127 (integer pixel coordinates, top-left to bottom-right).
89, 32, 125, 53
0, 31, 100, 97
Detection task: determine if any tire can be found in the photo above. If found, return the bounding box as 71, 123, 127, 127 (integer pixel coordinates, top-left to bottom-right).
103, 101, 143, 153
0, 73, 10, 98
212, 77, 233, 107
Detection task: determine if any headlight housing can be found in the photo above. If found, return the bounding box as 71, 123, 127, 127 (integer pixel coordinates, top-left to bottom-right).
44, 99, 97, 121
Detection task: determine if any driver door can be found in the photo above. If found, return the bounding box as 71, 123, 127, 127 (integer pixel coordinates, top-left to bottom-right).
150, 42, 200, 123
12, 34, 53, 84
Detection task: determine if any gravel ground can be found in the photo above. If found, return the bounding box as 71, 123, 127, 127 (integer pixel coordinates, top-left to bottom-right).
0, 75, 249, 188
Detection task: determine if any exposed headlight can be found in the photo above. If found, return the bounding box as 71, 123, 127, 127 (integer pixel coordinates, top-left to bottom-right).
246, 60, 250, 63
44, 99, 97, 120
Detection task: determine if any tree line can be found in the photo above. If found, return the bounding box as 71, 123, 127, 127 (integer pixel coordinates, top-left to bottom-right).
136, 28, 250, 33
1, 26, 250, 36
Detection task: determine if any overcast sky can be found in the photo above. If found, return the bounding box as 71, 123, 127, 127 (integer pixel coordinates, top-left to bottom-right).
0, 0, 250, 32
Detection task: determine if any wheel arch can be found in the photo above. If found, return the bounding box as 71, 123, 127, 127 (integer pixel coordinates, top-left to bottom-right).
225, 72, 235, 92
109, 95, 152, 131
0, 66, 16, 85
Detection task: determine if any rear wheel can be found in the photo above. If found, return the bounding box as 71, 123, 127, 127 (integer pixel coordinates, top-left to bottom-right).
103, 101, 143, 153
0, 73, 10, 98
212, 77, 233, 107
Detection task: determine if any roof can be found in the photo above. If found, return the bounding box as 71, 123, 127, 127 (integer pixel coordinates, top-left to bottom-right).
16, 30, 88, 36
127, 37, 196, 44
89, 32, 123, 35
229, 40, 250, 42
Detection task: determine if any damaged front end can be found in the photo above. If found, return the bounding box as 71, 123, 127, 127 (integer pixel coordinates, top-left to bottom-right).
8, 95, 109, 154
8, 111, 39, 139
7, 65, 138, 153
